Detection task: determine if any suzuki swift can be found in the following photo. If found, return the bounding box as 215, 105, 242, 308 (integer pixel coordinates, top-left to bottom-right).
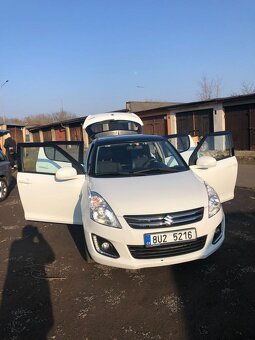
17, 112, 237, 269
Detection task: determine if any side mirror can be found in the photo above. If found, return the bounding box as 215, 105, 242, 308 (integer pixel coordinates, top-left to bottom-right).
55, 167, 77, 181
196, 156, 217, 169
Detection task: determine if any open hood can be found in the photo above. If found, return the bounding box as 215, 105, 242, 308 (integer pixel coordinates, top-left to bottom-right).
83, 112, 143, 140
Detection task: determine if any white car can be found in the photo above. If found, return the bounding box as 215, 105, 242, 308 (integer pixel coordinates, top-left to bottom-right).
17, 112, 238, 269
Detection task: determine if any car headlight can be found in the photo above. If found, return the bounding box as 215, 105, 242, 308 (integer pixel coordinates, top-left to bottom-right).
205, 183, 221, 218
89, 191, 121, 228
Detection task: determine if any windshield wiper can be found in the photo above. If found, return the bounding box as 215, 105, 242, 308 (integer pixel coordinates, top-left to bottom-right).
95, 171, 132, 177
132, 167, 181, 174
96, 168, 182, 177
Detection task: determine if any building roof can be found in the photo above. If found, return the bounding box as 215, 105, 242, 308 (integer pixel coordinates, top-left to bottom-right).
27, 93, 255, 132
136, 93, 255, 113
28, 115, 87, 131
126, 101, 180, 113
0, 122, 26, 127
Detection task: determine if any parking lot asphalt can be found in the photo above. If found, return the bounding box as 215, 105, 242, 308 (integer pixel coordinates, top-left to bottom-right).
0, 166, 255, 340
237, 163, 255, 189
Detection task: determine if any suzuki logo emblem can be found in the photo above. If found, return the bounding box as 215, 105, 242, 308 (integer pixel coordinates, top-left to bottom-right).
164, 215, 173, 226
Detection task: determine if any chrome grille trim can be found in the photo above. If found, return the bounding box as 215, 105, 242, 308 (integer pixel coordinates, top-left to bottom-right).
124, 207, 204, 229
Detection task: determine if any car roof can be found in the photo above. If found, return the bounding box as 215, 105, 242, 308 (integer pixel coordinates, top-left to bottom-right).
93, 134, 166, 146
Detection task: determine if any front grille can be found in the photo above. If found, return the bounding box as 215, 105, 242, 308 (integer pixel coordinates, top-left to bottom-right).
128, 236, 207, 259
124, 207, 204, 229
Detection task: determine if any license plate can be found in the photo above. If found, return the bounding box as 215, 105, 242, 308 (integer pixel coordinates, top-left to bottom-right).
144, 229, 197, 247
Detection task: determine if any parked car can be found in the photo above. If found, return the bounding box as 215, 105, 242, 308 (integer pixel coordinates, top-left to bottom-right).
17, 112, 238, 269
0, 129, 10, 137
0, 149, 12, 201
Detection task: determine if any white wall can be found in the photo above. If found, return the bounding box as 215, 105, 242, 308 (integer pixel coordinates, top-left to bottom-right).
169, 103, 225, 135
213, 103, 225, 131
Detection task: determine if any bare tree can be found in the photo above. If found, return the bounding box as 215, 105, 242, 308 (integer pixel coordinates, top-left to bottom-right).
51, 110, 77, 123
2, 117, 24, 125
197, 75, 222, 100
24, 114, 54, 126
2, 111, 77, 127
231, 82, 255, 96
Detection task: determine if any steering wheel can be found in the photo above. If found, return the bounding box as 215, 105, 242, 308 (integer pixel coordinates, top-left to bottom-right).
143, 158, 158, 168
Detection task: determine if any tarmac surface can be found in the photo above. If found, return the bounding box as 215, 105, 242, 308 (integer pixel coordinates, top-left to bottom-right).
0, 164, 255, 340
237, 163, 255, 189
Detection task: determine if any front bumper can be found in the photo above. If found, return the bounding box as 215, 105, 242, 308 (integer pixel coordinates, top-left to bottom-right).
83, 208, 225, 270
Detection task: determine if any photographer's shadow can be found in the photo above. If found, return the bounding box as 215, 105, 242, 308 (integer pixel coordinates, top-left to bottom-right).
0, 225, 55, 340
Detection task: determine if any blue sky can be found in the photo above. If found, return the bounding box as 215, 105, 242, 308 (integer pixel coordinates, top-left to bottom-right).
0, 0, 255, 118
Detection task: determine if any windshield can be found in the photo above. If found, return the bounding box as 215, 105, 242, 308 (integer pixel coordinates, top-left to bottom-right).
91, 140, 188, 177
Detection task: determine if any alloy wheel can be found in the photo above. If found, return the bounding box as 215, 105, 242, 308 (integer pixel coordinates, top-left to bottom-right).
0, 179, 8, 201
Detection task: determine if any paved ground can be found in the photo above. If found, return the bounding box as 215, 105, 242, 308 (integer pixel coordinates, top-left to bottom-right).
237, 163, 255, 189
0, 165, 255, 340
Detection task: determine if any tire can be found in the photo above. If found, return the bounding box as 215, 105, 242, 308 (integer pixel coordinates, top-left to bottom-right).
0, 178, 8, 202
85, 243, 94, 263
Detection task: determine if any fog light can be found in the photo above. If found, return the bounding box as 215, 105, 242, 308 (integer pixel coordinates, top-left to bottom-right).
92, 234, 119, 258
212, 224, 222, 244
101, 242, 110, 251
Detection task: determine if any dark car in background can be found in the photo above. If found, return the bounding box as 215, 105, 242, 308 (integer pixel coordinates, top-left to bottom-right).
0, 149, 12, 201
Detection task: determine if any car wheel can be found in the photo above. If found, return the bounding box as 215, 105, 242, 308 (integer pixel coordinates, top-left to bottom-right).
0, 178, 8, 201
85, 243, 94, 263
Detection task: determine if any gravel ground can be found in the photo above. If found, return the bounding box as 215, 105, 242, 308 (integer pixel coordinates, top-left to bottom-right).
0, 172, 255, 340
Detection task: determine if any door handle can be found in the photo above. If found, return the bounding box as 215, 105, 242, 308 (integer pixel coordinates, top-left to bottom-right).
18, 179, 31, 184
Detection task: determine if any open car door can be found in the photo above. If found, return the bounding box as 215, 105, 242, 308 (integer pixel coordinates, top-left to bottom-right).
188, 131, 238, 203
166, 133, 196, 164
17, 141, 85, 224
167, 131, 238, 202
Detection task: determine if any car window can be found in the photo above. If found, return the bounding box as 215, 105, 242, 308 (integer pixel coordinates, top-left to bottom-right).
86, 120, 142, 139
43, 144, 81, 163
18, 142, 85, 175
188, 132, 234, 166
167, 135, 190, 153
21, 146, 73, 174
84, 143, 94, 173
92, 140, 188, 177
196, 134, 233, 161
0, 150, 5, 161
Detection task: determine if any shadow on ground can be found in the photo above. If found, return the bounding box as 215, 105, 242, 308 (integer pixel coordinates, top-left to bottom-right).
7, 174, 17, 198
0, 225, 55, 340
168, 203, 255, 339
67, 224, 87, 261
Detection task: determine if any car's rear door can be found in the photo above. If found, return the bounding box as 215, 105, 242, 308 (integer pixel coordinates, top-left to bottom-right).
17, 141, 86, 224
188, 131, 238, 202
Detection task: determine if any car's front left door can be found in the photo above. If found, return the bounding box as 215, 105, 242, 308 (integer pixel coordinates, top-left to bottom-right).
17, 142, 86, 225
